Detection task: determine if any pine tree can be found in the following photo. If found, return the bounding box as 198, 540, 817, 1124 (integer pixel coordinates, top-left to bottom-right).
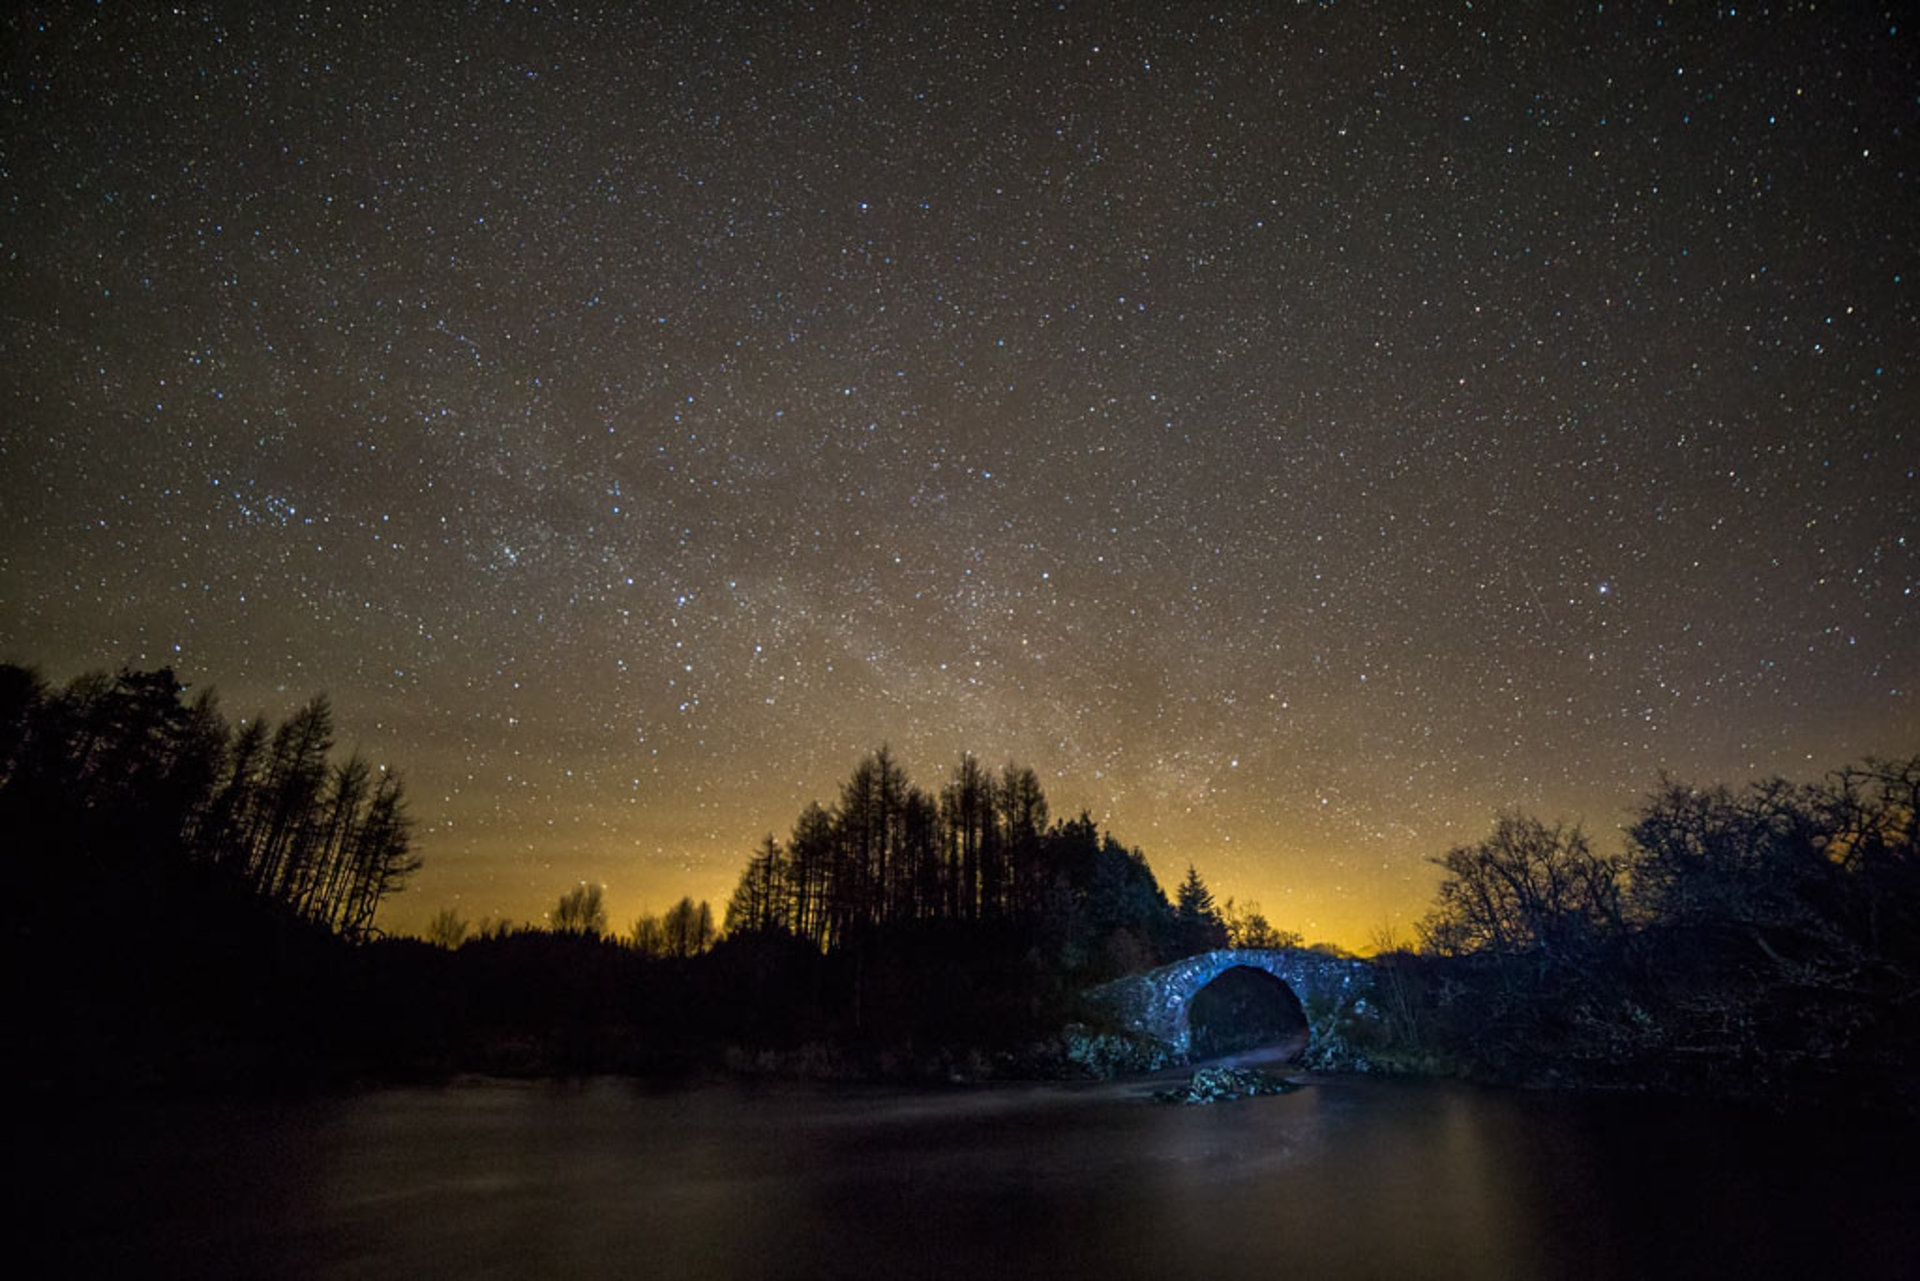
1175, 863, 1228, 954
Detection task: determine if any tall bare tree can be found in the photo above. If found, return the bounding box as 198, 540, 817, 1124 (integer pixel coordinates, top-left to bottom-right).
553, 882, 609, 936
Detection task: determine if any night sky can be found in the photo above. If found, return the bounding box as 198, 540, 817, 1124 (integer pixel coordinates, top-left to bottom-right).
3, 2, 1913, 947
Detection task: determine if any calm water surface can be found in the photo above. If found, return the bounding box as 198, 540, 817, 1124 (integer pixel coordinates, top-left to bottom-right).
30, 1074, 1918, 1279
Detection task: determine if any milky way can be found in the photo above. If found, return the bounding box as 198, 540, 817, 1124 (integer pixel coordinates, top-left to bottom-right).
3, 2, 1913, 945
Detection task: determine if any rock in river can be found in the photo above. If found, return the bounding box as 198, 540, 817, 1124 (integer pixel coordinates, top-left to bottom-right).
1151, 1065, 1300, 1105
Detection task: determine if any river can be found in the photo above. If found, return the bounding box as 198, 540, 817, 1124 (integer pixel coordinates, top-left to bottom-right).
28, 1074, 1918, 1279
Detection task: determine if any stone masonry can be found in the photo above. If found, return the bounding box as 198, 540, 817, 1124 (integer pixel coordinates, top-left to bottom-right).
1086, 947, 1372, 1060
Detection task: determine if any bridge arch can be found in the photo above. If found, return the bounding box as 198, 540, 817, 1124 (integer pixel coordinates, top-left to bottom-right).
1087, 947, 1371, 1062
1188, 964, 1308, 1059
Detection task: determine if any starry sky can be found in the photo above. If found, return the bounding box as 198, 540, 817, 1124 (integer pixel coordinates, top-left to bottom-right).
3, 2, 1913, 948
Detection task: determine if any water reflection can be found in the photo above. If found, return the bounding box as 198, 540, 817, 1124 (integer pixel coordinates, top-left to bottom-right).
29, 1077, 1920, 1280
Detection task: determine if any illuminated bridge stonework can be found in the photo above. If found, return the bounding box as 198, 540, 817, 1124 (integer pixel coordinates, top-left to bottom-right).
1086, 947, 1373, 1061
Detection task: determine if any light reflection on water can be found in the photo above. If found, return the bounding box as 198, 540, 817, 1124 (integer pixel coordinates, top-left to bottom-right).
29, 1075, 1920, 1279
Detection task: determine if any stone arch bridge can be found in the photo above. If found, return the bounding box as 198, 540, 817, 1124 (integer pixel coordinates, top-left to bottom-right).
1087, 947, 1372, 1061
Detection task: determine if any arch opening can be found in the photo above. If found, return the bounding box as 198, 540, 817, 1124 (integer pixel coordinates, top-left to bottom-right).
1187, 965, 1309, 1063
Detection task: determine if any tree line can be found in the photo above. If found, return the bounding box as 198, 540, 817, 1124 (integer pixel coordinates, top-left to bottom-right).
720, 748, 1054, 948
428, 885, 720, 959
16, 658, 1902, 1104
391, 748, 1284, 1082
714, 747, 1267, 981
1382, 753, 1920, 1103
420, 746, 1261, 984
0, 663, 419, 940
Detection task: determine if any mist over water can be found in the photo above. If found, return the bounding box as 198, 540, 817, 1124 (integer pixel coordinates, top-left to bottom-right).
32, 1077, 1918, 1280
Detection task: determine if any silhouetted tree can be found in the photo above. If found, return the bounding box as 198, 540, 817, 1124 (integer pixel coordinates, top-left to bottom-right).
1033, 813, 1178, 976
426, 906, 471, 949
715, 748, 1201, 992
0, 665, 418, 939
1420, 811, 1624, 965
787, 802, 835, 948
1221, 898, 1302, 949
1385, 767, 1920, 1100
1001, 762, 1049, 917
725, 835, 789, 935
194, 714, 268, 869
0, 660, 429, 1090
943, 753, 997, 920
901, 783, 941, 922
296, 753, 370, 922
553, 883, 609, 936
1174, 864, 1229, 954
629, 911, 668, 956
332, 768, 418, 940
662, 896, 715, 956
247, 693, 334, 899
1622, 759, 1920, 1078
